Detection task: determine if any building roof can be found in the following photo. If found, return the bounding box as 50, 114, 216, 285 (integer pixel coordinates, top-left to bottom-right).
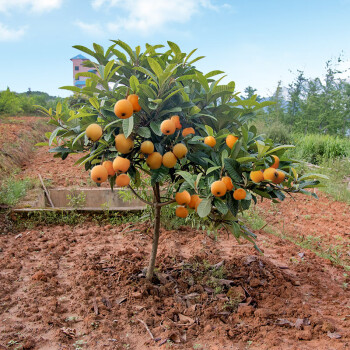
74, 81, 86, 86
71, 54, 88, 60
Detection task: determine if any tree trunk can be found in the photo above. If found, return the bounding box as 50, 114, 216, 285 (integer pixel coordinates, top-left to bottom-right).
146, 183, 161, 281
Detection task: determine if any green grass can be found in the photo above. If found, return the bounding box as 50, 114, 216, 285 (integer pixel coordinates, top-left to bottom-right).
0, 177, 36, 206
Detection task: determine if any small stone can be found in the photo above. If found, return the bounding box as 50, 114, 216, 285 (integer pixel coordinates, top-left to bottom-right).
255, 308, 274, 318
249, 278, 261, 288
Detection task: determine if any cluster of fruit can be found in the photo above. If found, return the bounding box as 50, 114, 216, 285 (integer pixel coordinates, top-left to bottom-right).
85, 93, 285, 218
250, 155, 285, 184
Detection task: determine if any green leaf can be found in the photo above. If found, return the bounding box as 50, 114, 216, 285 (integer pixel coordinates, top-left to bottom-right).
72, 131, 86, 147
151, 167, 169, 186
56, 102, 62, 115
204, 125, 214, 136
236, 156, 256, 163
159, 107, 182, 117
176, 171, 195, 189
224, 158, 241, 182
122, 117, 134, 138
113, 39, 136, 61
227, 195, 239, 217
197, 198, 211, 218
89, 97, 100, 110
133, 66, 158, 83
147, 57, 163, 79
214, 199, 228, 215
167, 41, 181, 55
129, 76, 140, 92
256, 140, 270, 157
59, 85, 81, 93
150, 121, 162, 136
103, 60, 115, 80
196, 71, 209, 92
298, 173, 329, 181
206, 166, 221, 175
35, 142, 49, 147
72, 45, 95, 57
265, 145, 295, 155
137, 127, 151, 138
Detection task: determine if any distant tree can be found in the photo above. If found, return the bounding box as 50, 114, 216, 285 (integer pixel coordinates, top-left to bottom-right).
243, 86, 262, 101
266, 81, 285, 123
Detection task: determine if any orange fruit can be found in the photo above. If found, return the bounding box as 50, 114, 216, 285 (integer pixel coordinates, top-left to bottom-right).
160, 119, 176, 135
270, 155, 280, 169
91, 165, 108, 184
114, 99, 133, 119
113, 156, 130, 173
204, 136, 216, 147
140, 140, 154, 154
116, 174, 130, 187
233, 188, 246, 200
172, 143, 188, 159
211, 180, 227, 197
146, 152, 163, 169
102, 160, 115, 176
222, 176, 234, 191
175, 190, 191, 205
170, 115, 182, 130
263, 167, 279, 183
182, 127, 195, 137
275, 171, 285, 184
162, 151, 177, 168
127, 94, 141, 112
176, 206, 188, 218
250, 170, 264, 183
86, 123, 103, 142
188, 194, 200, 209
226, 134, 238, 149
195, 198, 203, 211
115, 134, 134, 154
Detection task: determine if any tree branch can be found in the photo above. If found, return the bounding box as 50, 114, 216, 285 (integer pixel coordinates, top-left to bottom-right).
128, 185, 153, 206
156, 198, 176, 207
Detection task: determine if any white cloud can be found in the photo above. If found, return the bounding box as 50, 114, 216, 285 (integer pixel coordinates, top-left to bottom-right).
0, 22, 26, 41
0, 0, 63, 13
75, 20, 104, 37
91, 0, 230, 34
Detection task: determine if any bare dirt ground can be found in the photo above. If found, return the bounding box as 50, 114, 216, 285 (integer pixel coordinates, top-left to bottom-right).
0, 117, 350, 349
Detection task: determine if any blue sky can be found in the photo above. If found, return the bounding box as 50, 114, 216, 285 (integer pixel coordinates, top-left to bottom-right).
1, 0, 350, 97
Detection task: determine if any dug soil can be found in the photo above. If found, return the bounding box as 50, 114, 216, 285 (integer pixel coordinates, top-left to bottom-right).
0, 208, 349, 350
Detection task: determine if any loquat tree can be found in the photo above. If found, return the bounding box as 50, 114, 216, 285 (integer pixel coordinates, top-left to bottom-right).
38, 40, 325, 281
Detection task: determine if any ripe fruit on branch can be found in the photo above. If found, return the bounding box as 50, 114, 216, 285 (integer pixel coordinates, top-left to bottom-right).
140, 140, 154, 154
195, 198, 203, 211
86, 123, 102, 142
176, 206, 188, 218
162, 151, 177, 168
127, 94, 141, 112
172, 143, 188, 159
170, 115, 182, 130
226, 134, 238, 149
115, 134, 134, 154
102, 160, 115, 176
270, 155, 279, 169
222, 176, 234, 191
204, 136, 216, 147
175, 190, 191, 205
91, 165, 108, 184
160, 119, 176, 135
114, 99, 133, 119
182, 127, 195, 137
113, 156, 130, 173
250, 170, 264, 183
146, 152, 163, 169
263, 167, 279, 183
188, 194, 200, 209
275, 171, 285, 184
116, 174, 130, 187
211, 180, 227, 197
233, 188, 246, 200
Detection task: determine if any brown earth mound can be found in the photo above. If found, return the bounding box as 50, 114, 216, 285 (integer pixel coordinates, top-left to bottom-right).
1, 220, 349, 350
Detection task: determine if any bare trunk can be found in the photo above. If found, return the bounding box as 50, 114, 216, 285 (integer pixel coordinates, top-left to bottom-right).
146, 183, 161, 281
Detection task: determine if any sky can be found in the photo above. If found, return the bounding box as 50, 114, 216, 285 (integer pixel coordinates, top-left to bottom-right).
1, 0, 350, 98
